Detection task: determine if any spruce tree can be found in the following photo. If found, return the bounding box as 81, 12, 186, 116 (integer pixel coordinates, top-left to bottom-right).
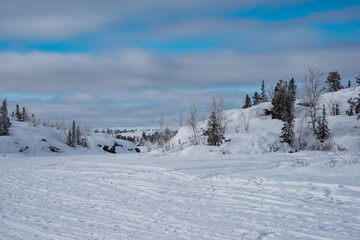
347, 80, 351, 88
71, 121, 76, 147
316, 105, 330, 142
252, 92, 260, 106
280, 79, 296, 147
21, 107, 28, 122
66, 130, 72, 146
356, 75, 360, 86
242, 94, 252, 109
76, 125, 81, 145
325, 71, 343, 92
260, 80, 268, 102
0, 99, 11, 136
15, 104, 21, 121
203, 111, 224, 146
271, 80, 288, 120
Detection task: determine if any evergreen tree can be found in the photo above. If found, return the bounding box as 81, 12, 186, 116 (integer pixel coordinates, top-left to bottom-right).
0, 99, 11, 136
76, 125, 81, 145
21, 107, 28, 122
325, 71, 343, 92
71, 121, 76, 147
356, 75, 360, 86
203, 111, 225, 146
347, 80, 351, 88
271, 80, 288, 120
252, 92, 260, 105
260, 80, 268, 102
242, 94, 252, 109
280, 79, 296, 147
346, 99, 354, 116
66, 130, 72, 146
316, 105, 330, 142
15, 104, 21, 121
335, 104, 340, 116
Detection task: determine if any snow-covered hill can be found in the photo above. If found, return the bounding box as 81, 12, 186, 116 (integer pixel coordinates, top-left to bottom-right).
173, 87, 360, 154
0, 121, 137, 156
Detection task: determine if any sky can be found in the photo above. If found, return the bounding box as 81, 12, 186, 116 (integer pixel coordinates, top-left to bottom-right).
0, 0, 359, 129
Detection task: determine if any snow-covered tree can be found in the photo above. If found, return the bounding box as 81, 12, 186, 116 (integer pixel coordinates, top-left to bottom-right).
316, 105, 330, 142
0, 99, 11, 136
242, 94, 252, 109
356, 75, 360, 86
325, 71, 343, 92
203, 111, 225, 146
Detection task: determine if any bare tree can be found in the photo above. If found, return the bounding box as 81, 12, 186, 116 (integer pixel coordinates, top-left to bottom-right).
326, 98, 341, 116
302, 68, 325, 133
266, 84, 275, 101
239, 109, 251, 133
211, 96, 227, 134
187, 102, 199, 145
158, 112, 165, 147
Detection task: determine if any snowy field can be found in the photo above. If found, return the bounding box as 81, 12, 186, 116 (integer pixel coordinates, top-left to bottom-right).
1, 150, 359, 239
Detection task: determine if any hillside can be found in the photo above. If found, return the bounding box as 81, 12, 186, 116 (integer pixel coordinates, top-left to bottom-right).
173, 87, 360, 154
0, 121, 137, 156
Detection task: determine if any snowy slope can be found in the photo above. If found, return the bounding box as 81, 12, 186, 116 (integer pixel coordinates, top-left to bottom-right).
0, 121, 136, 156
173, 87, 360, 154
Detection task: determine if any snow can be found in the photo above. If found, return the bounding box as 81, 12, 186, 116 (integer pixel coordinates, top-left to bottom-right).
0, 87, 359, 239
0, 121, 136, 156
0, 151, 359, 239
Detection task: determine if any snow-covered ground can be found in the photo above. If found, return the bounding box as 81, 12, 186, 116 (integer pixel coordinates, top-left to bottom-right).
1, 150, 359, 239
1, 87, 359, 239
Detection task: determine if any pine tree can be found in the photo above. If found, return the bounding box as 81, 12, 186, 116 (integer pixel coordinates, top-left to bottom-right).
15, 104, 21, 121
325, 71, 343, 92
66, 130, 72, 146
316, 105, 330, 142
260, 80, 268, 102
356, 75, 360, 86
346, 99, 354, 116
335, 104, 340, 116
252, 92, 260, 105
280, 79, 296, 147
76, 125, 81, 145
71, 121, 76, 147
242, 94, 252, 109
0, 99, 11, 136
271, 80, 288, 120
203, 111, 225, 146
21, 107, 28, 122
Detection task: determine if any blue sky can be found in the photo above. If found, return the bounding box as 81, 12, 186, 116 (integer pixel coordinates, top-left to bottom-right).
0, 0, 359, 128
